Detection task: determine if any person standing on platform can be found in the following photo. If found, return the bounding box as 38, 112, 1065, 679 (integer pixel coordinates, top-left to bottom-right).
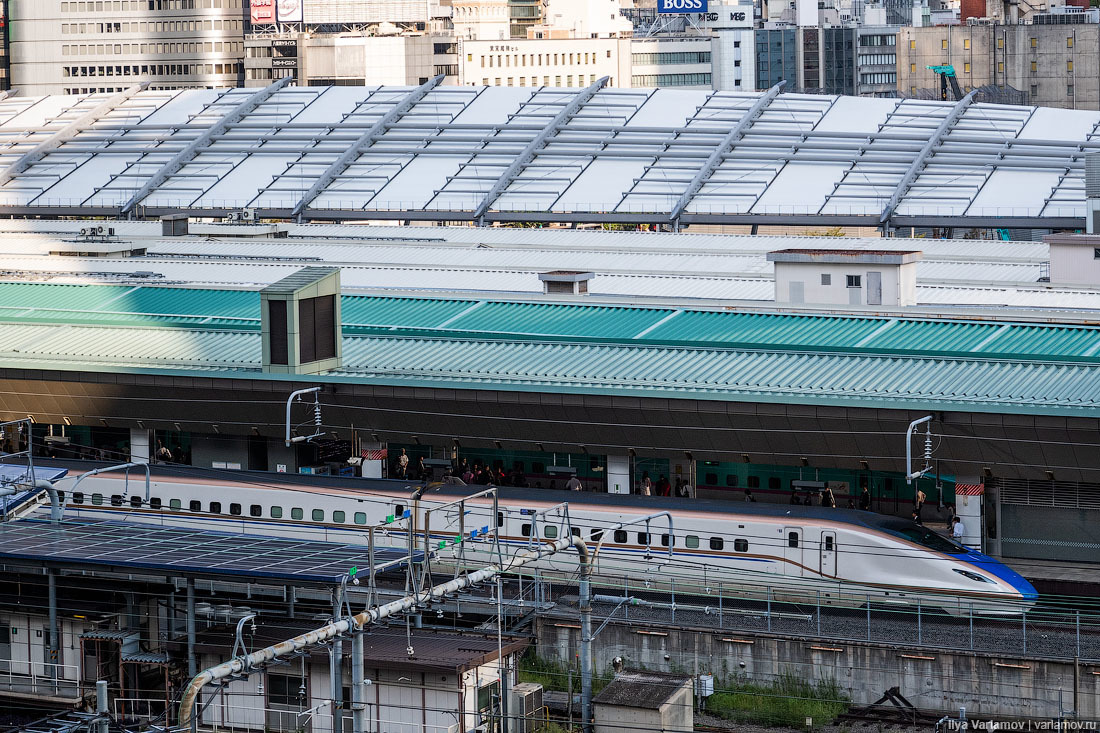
640, 471, 652, 496
566, 475, 583, 491
822, 486, 836, 508
951, 516, 966, 540
858, 485, 871, 511
914, 487, 927, 519
397, 448, 409, 479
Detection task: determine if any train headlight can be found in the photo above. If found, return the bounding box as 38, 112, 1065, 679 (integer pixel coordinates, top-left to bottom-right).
953, 568, 994, 583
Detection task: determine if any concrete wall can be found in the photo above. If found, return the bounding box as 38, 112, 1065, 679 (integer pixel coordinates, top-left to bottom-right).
538, 619, 1100, 719
594, 705, 662, 733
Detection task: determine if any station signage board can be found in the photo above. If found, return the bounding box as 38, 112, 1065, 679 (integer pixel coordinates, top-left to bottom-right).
657, 0, 708, 13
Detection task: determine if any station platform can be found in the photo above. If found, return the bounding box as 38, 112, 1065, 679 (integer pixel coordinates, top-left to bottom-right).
1003, 557, 1100, 599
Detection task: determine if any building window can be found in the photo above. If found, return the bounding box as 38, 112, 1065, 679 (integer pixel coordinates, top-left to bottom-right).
910, 63, 916, 73
997, 38, 1004, 49
963, 39, 970, 50
1068, 85, 1074, 96
964, 63, 970, 73
1068, 61, 1073, 72
1031, 61, 1037, 72
941, 39, 948, 50
846, 275, 861, 288
1030, 37, 1037, 48
909, 39, 916, 49
1067, 37, 1073, 48
1093, 248, 1100, 259
821, 274, 831, 285
1030, 84, 1038, 97
998, 62, 1004, 73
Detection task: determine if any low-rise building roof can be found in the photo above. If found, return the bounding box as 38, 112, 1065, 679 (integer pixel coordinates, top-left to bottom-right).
593, 671, 692, 710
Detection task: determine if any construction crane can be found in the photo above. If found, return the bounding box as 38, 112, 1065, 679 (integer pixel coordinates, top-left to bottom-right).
927, 64, 964, 101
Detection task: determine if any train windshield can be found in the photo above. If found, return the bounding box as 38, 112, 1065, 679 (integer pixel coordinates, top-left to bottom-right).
876, 519, 967, 554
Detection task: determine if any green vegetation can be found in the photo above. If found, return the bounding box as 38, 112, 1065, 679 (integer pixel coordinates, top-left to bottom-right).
705, 672, 849, 728
517, 652, 611, 695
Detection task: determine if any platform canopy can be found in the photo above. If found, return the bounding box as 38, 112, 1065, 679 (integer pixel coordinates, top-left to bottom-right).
0, 80, 1093, 228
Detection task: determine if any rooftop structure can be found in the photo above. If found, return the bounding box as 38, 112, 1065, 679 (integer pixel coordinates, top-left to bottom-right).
0, 84, 1094, 228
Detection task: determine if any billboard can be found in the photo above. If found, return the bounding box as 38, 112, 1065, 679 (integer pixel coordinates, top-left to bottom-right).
250, 0, 276, 25
276, 0, 304, 23
657, 0, 708, 13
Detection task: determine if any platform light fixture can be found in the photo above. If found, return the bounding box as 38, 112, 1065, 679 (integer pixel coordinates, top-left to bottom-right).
741, 453, 750, 463
1045, 470, 1055, 481
859, 460, 869, 471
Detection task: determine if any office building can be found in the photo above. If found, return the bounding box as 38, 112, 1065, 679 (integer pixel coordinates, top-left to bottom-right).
9, 0, 245, 95
897, 19, 1100, 109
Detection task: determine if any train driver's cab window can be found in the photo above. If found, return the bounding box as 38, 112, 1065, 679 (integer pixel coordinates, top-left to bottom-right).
291, 507, 304, 520
709, 537, 724, 550
734, 539, 749, 552
685, 535, 700, 549
189, 500, 201, 512
271, 506, 283, 518
521, 523, 532, 537
545, 526, 558, 539
614, 530, 627, 543
788, 532, 799, 548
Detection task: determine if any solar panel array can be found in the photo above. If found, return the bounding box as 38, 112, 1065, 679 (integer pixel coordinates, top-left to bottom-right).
0, 80, 1094, 227
0, 518, 408, 583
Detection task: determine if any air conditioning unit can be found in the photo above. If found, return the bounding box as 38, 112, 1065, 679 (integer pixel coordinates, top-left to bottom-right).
510, 683, 544, 733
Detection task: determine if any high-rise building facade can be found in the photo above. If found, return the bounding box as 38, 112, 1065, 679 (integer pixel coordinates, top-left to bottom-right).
9, 0, 246, 95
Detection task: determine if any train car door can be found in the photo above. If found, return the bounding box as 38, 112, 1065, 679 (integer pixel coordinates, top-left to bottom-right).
783, 527, 803, 575
819, 531, 836, 577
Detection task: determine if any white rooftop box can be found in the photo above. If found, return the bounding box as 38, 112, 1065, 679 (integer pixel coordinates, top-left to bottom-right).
766, 248, 923, 307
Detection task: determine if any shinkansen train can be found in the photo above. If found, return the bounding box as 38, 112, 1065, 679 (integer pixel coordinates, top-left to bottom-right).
31, 469, 1037, 615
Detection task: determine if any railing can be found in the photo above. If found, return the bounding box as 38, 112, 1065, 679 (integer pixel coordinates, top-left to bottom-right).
114, 696, 168, 722
522, 573, 1100, 663
0, 660, 81, 697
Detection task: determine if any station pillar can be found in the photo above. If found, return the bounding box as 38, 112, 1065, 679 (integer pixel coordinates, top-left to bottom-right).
955, 477, 984, 550
129, 428, 150, 464
607, 455, 630, 494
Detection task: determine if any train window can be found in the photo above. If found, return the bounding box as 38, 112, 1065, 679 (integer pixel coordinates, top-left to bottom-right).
660, 534, 674, 547
705, 473, 718, 485
73, 492, 84, 504
189, 500, 201, 512
354, 512, 367, 525
788, 532, 799, 548
92, 493, 103, 505
110, 494, 123, 506
614, 530, 627, 543
747, 476, 760, 488
768, 477, 781, 490
150, 498, 162, 510
57, 491, 65, 503
169, 499, 181, 510
230, 503, 242, 516
513, 461, 525, 472
395, 504, 405, 516
685, 535, 699, 549
210, 502, 222, 514
734, 539, 749, 552
271, 506, 283, 519
590, 529, 604, 542
725, 475, 738, 487
824, 536, 834, 551
130, 496, 142, 508
545, 526, 558, 539
571, 527, 581, 537
637, 532, 649, 545
333, 511, 345, 523
249, 505, 262, 517
521, 523, 532, 537
312, 509, 324, 522
291, 508, 304, 520
497, 512, 505, 527
709, 537, 724, 551
532, 462, 545, 473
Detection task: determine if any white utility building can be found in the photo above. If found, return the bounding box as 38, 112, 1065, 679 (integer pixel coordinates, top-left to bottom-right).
768, 249, 922, 307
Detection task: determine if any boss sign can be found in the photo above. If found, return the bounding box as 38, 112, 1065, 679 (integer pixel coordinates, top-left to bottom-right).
657, 0, 708, 13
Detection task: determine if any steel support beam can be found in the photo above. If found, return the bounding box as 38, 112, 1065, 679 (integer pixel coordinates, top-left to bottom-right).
0, 83, 148, 186
119, 77, 293, 215
291, 75, 443, 220
186, 577, 197, 677
878, 91, 976, 227
668, 81, 784, 223
473, 76, 609, 222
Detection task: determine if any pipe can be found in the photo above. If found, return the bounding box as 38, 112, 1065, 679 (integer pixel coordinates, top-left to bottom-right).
178, 533, 590, 728
186, 578, 197, 677
905, 415, 934, 484
47, 569, 58, 680
37, 480, 61, 522
96, 680, 109, 733
577, 537, 593, 733
63, 462, 152, 520
351, 631, 366, 733
331, 591, 342, 733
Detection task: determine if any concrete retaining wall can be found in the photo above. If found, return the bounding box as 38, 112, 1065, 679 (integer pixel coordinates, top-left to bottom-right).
536, 619, 1099, 719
